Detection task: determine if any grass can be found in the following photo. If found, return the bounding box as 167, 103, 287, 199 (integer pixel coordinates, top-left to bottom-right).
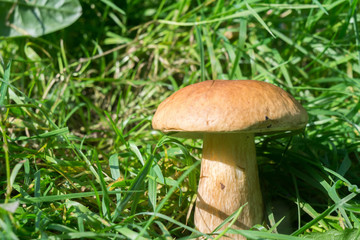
1, 0, 360, 239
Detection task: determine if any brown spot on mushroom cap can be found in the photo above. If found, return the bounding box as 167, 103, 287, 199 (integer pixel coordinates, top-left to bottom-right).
152, 80, 308, 138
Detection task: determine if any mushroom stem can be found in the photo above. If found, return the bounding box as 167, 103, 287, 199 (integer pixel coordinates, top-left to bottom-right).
194, 133, 263, 239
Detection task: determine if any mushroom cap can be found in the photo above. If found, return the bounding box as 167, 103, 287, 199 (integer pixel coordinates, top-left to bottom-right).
152, 80, 308, 138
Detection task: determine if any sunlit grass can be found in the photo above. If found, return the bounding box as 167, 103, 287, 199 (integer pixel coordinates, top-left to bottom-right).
1, 0, 360, 239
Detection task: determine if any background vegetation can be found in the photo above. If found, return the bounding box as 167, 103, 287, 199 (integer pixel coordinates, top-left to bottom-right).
1, 0, 360, 239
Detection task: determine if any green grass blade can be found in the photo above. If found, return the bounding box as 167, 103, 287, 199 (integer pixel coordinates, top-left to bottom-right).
115, 155, 153, 216
312, 0, 328, 14
0, 60, 10, 106
15, 190, 129, 204
139, 212, 211, 239
109, 153, 121, 180
10, 162, 24, 190
137, 159, 201, 239
228, 229, 304, 240
245, 1, 275, 38
203, 26, 222, 79
129, 142, 145, 165
195, 25, 205, 82
148, 166, 157, 211
213, 203, 247, 239
292, 204, 337, 236
11, 127, 69, 141
158, 8, 268, 26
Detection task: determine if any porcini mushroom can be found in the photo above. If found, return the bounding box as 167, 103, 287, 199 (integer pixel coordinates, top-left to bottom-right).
152, 80, 308, 239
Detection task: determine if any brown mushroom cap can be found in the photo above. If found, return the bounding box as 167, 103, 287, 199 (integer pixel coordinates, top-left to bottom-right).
152, 80, 308, 138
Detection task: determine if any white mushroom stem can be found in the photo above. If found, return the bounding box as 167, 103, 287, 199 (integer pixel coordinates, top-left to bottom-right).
194, 133, 263, 239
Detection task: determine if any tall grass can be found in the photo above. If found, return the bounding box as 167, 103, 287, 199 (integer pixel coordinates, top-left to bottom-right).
1, 0, 360, 239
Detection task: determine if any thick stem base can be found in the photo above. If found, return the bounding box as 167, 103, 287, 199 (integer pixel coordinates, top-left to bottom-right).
194, 133, 263, 239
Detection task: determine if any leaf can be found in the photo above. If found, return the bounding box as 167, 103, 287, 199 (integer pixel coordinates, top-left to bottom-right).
148, 166, 157, 211
109, 154, 121, 180
0, 0, 82, 37
65, 200, 111, 227
0, 201, 19, 213
10, 162, 23, 188
129, 142, 145, 165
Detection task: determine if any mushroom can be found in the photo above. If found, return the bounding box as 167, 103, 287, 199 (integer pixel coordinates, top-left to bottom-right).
152, 80, 308, 239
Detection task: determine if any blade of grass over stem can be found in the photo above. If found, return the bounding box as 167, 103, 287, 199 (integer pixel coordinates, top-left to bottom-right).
140, 212, 210, 239
228, 229, 304, 240
213, 203, 247, 240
